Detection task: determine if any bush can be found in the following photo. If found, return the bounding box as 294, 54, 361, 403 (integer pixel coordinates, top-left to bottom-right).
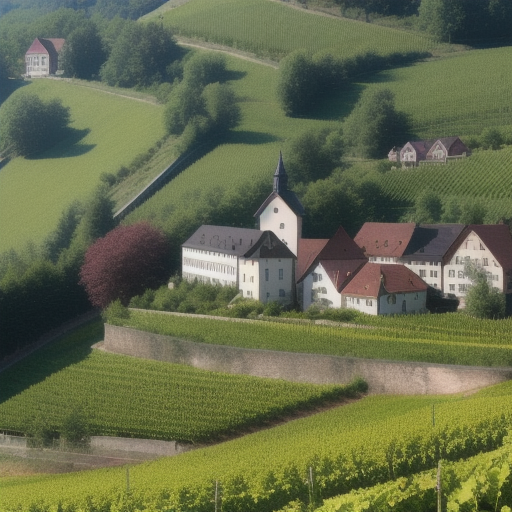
61, 408, 90, 449
264, 301, 283, 317
464, 264, 506, 319
0, 91, 71, 157
80, 222, 170, 308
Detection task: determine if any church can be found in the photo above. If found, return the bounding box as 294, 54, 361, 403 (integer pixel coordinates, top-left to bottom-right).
182, 153, 429, 314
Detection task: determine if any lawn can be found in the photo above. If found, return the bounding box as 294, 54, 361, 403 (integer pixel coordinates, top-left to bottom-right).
0, 79, 165, 252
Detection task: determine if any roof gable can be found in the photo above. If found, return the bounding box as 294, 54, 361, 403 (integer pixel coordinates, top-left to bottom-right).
320, 259, 367, 292
354, 222, 416, 257
297, 238, 329, 282
26, 37, 65, 56
469, 224, 512, 272
318, 226, 367, 261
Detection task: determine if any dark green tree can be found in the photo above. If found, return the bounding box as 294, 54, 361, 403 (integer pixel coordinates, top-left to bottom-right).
285, 127, 343, 185
418, 0, 468, 42
459, 199, 487, 225
276, 50, 317, 117
412, 190, 443, 224
343, 88, 407, 159
480, 127, 504, 150
164, 80, 205, 136
202, 82, 241, 135
0, 91, 70, 157
62, 20, 106, 79
182, 51, 228, 88
464, 263, 506, 319
100, 21, 180, 87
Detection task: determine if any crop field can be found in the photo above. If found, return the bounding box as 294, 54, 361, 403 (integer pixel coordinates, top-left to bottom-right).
359, 46, 512, 139
0, 320, 360, 443
153, 0, 437, 60
2, 377, 511, 511
0, 80, 165, 252
108, 309, 512, 367
379, 145, 512, 221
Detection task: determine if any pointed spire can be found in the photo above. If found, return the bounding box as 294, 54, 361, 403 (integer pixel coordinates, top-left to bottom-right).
273, 151, 288, 194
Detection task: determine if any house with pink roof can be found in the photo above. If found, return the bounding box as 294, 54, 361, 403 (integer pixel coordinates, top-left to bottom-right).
25, 38, 65, 78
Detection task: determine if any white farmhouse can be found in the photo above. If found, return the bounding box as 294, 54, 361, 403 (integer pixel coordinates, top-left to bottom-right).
443, 224, 512, 302
182, 225, 296, 305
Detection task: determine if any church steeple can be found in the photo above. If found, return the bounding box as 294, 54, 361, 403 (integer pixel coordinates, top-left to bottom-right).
273, 151, 288, 194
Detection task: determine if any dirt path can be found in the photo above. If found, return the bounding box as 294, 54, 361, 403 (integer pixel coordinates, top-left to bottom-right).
176, 37, 279, 69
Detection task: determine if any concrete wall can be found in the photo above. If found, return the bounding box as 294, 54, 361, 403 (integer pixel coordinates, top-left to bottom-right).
103, 323, 512, 395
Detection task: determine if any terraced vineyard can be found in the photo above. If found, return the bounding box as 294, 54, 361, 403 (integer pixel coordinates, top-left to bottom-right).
153, 0, 437, 60
2, 379, 512, 511
108, 309, 512, 367
0, 321, 359, 443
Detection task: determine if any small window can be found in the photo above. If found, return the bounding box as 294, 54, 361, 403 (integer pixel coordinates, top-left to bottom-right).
449, 284, 455, 291
387, 294, 396, 305
318, 274, 322, 281
279, 269, 283, 280
266, 292, 270, 298
419, 270, 426, 278
357, 298, 360, 305
312, 273, 318, 282
430, 270, 437, 278
279, 289, 285, 297
458, 271, 464, 279
366, 299, 372, 306
448, 270, 455, 278
265, 269, 269, 281
250, 276, 254, 283
274, 207, 278, 213
280, 223, 285, 229
243, 274, 246, 282
483, 258, 489, 266
480, 243, 485, 250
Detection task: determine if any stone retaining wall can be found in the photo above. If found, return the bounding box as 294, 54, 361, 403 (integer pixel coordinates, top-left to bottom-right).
103, 324, 512, 395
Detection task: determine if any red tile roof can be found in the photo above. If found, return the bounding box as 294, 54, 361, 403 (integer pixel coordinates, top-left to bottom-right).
343, 263, 427, 298
354, 222, 416, 258
320, 259, 367, 292
318, 226, 367, 261
26, 37, 65, 55
297, 238, 329, 282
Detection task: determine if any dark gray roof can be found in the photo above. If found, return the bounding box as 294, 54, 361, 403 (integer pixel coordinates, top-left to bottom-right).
254, 153, 305, 218
401, 224, 465, 262
182, 225, 295, 259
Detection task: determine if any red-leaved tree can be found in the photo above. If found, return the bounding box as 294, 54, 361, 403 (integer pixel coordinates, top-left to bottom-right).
79, 222, 170, 308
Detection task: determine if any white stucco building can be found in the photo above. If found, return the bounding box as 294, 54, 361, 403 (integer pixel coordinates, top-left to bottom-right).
25, 38, 65, 77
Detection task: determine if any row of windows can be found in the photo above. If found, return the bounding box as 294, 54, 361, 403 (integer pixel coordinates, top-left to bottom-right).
419, 270, 438, 278
346, 297, 373, 306
184, 248, 236, 259
454, 256, 497, 267
26, 56, 47, 65
246, 289, 286, 298
182, 273, 234, 286
312, 272, 323, 282
183, 258, 236, 275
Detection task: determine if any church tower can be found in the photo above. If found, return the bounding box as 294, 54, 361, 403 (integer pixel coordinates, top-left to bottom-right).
254, 153, 304, 256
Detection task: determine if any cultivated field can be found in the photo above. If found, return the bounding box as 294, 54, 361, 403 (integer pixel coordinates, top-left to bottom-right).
0, 80, 165, 252
2, 375, 511, 510
0, 321, 360, 443
154, 0, 438, 60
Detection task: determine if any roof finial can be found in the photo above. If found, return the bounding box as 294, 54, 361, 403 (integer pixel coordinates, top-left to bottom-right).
273, 151, 288, 194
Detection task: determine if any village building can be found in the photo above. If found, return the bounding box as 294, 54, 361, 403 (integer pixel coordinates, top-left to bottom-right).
298, 227, 367, 310
182, 225, 296, 305
389, 137, 470, 167
25, 38, 65, 78
342, 263, 428, 315
443, 224, 512, 303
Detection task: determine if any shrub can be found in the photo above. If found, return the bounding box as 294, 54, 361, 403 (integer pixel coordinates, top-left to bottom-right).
61, 408, 90, 449
80, 222, 170, 308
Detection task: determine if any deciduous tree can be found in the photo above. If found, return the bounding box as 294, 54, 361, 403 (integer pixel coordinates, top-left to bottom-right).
0, 91, 70, 157
464, 263, 506, 319
79, 222, 170, 308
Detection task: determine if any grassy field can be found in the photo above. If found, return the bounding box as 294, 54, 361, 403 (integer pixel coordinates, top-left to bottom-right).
107, 309, 512, 367
2, 377, 511, 510
0, 79, 165, 252
153, 0, 438, 60
0, 320, 360, 443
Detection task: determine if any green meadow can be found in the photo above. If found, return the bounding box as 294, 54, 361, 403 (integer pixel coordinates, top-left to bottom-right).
0, 80, 165, 252
154, 0, 437, 60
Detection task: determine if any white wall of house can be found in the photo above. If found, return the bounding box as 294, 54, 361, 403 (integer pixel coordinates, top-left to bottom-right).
26, 53, 50, 77
182, 247, 238, 286
302, 263, 343, 310
344, 295, 378, 315
443, 231, 504, 297
257, 257, 295, 305
258, 196, 301, 257
378, 291, 427, 315
402, 261, 442, 290
239, 258, 260, 300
